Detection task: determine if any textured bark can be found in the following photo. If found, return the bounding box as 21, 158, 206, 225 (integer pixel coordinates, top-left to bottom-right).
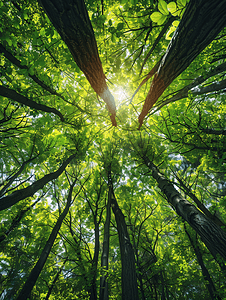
38, 0, 117, 126
150, 62, 226, 115
16, 182, 75, 300
111, 188, 139, 300
175, 175, 226, 228
142, 156, 226, 262
0, 154, 75, 211
99, 187, 111, 300
0, 86, 64, 121
184, 224, 222, 300
138, 0, 226, 127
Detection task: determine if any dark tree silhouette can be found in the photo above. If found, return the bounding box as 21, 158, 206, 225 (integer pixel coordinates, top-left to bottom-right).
38, 0, 117, 126
138, 0, 226, 128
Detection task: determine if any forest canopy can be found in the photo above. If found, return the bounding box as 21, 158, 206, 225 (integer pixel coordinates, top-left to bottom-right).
0, 0, 226, 299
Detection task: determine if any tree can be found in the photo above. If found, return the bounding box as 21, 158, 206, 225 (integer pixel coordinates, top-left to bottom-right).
16, 180, 77, 300
38, 0, 117, 126
138, 0, 226, 127
1, 0, 226, 299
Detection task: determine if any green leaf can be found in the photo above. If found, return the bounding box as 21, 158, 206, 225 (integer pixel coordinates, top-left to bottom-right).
177, 0, 187, 9
167, 2, 178, 16
158, 0, 169, 15
151, 12, 168, 25
40, 27, 45, 36
99, 15, 106, 25
117, 23, 124, 31
172, 20, 180, 27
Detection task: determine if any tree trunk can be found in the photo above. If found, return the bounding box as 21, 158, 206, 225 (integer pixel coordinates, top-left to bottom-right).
38, 0, 117, 126
99, 186, 111, 300
0, 154, 75, 211
138, 0, 226, 127
142, 156, 226, 263
111, 187, 139, 300
175, 174, 225, 228
184, 224, 222, 300
16, 182, 75, 300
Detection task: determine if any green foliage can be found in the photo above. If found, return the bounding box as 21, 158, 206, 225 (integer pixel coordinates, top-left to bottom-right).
0, 0, 226, 299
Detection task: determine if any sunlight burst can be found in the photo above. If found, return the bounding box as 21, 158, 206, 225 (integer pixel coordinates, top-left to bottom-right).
112, 86, 128, 105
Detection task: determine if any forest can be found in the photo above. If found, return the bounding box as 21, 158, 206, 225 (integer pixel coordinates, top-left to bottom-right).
0, 0, 226, 299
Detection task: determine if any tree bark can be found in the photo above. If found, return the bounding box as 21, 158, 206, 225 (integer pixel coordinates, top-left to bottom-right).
149, 62, 226, 115
184, 224, 222, 300
111, 187, 139, 300
38, 0, 117, 126
175, 174, 226, 228
138, 0, 226, 127
0, 154, 75, 211
16, 181, 75, 300
142, 155, 226, 263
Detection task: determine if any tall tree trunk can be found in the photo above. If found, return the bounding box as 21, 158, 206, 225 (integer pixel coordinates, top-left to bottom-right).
0, 154, 75, 211
175, 174, 226, 228
184, 224, 222, 300
111, 186, 139, 300
142, 155, 226, 263
138, 0, 226, 127
16, 181, 76, 300
99, 186, 111, 300
38, 0, 117, 126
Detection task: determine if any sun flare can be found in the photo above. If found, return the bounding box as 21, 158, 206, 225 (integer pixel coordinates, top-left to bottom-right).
112, 86, 128, 105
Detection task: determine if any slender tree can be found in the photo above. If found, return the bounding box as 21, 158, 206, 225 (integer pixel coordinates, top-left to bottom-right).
184, 224, 222, 300
140, 153, 226, 262
110, 181, 139, 300
99, 186, 111, 300
0, 154, 76, 211
16, 180, 76, 300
